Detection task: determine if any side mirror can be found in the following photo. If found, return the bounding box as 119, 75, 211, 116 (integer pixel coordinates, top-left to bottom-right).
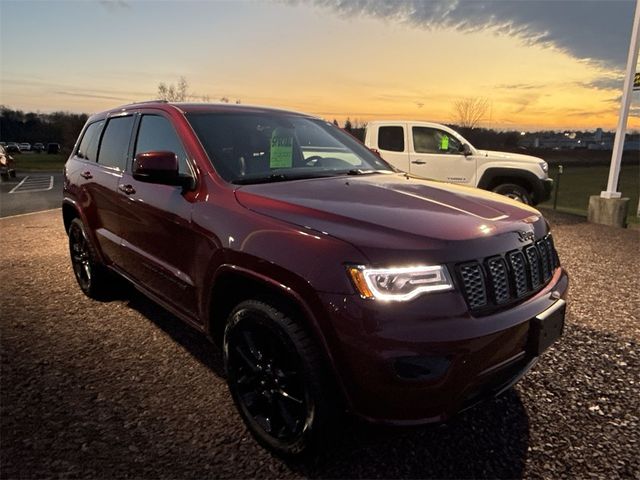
461, 144, 472, 156
133, 151, 188, 187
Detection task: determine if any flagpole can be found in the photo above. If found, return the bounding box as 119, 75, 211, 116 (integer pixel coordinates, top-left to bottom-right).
601, 0, 640, 199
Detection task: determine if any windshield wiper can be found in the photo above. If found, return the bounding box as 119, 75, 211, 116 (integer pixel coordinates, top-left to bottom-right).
232, 173, 289, 185
346, 169, 389, 175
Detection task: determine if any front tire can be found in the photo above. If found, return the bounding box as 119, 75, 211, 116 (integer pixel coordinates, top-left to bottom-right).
223, 299, 334, 457
68, 218, 113, 299
492, 183, 532, 204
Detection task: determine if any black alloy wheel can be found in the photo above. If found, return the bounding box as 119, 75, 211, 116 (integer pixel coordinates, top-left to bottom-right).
224, 299, 333, 456
69, 219, 93, 292
67, 218, 112, 299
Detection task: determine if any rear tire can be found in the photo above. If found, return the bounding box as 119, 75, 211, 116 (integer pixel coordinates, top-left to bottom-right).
223, 299, 335, 457
492, 183, 532, 204
68, 218, 113, 299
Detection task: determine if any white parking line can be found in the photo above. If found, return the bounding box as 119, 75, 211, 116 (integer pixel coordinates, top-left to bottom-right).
8, 176, 29, 193
9, 175, 54, 193
0, 207, 61, 220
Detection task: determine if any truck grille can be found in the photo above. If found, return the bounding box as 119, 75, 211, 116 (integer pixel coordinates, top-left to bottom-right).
456, 234, 560, 311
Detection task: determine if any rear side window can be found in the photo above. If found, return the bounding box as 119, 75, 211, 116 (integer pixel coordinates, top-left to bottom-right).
378, 126, 404, 152
134, 115, 191, 175
97, 116, 134, 170
76, 120, 104, 161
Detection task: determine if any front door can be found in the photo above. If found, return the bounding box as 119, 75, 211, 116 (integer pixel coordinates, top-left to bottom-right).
408, 126, 476, 185
115, 112, 199, 318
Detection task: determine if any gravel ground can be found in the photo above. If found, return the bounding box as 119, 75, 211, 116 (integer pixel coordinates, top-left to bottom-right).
1, 209, 638, 479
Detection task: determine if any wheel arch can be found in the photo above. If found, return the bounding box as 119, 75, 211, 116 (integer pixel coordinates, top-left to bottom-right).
477, 167, 545, 202
62, 199, 80, 233
205, 264, 350, 406
62, 198, 107, 263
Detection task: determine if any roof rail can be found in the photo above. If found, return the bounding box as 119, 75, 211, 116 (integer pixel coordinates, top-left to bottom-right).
128, 99, 169, 105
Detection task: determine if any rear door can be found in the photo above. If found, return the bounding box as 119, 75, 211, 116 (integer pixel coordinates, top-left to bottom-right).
375, 124, 409, 172
115, 112, 199, 318
408, 126, 476, 185
68, 116, 133, 265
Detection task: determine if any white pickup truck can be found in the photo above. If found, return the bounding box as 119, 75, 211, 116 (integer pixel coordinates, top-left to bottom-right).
364, 121, 553, 205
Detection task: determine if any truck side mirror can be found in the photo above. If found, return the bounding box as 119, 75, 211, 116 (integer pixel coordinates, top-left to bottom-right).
461, 144, 472, 156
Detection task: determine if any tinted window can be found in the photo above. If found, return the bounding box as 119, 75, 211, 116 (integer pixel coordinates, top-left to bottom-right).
76, 120, 104, 161
378, 126, 404, 152
97, 116, 134, 170
135, 115, 191, 175
187, 113, 393, 183
413, 127, 462, 154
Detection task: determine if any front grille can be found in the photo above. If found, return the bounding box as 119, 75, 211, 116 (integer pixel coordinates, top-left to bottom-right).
458, 262, 487, 309
457, 234, 560, 311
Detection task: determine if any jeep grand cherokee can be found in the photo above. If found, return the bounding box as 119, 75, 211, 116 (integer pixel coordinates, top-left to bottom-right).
63, 102, 568, 456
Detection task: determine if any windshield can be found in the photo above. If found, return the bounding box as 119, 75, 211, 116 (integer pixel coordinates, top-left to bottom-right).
186, 112, 395, 184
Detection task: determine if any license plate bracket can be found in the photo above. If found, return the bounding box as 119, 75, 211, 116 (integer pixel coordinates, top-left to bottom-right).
529, 299, 566, 356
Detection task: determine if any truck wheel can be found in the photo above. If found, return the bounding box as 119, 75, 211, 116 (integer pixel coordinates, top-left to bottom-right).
68, 218, 113, 299
223, 299, 334, 457
492, 183, 532, 204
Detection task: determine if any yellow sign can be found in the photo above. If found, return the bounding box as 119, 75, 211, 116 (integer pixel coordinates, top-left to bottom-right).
440, 135, 449, 151
270, 128, 293, 168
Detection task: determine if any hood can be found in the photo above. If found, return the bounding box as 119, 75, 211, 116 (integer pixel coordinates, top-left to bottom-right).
234, 173, 546, 262
477, 149, 544, 164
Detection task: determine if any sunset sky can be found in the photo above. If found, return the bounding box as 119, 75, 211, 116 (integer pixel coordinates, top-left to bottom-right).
1, 0, 639, 131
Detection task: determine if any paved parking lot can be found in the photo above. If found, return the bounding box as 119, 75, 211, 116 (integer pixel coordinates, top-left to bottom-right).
0, 172, 62, 218
1, 209, 638, 479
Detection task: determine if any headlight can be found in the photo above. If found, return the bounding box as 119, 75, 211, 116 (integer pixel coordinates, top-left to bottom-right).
540, 161, 548, 173
347, 265, 454, 301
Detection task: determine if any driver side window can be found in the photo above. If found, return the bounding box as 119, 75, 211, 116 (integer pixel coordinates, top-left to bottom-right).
413, 127, 462, 155
134, 115, 193, 176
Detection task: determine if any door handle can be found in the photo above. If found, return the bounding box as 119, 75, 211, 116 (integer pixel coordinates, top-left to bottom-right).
411, 160, 427, 165
80, 171, 93, 179
118, 184, 136, 195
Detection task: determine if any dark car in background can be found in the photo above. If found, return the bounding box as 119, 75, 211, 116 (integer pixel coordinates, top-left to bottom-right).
47, 143, 61, 154
33, 142, 45, 153
0, 145, 17, 179
62, 102, 568, 456
5, 143, 21, 154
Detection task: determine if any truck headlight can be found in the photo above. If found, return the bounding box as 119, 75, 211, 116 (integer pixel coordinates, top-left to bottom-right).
347, 265, 454, 301
540, 161, 548, 173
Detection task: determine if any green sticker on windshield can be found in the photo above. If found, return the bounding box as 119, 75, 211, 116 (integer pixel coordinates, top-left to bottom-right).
440, 135, 449, 151
270, 128, 293, 168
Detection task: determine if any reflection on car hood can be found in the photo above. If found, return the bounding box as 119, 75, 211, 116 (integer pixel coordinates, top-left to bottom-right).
235, 173, 544, 257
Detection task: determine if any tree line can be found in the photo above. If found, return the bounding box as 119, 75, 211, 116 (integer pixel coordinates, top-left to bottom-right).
1, 106, 88, 152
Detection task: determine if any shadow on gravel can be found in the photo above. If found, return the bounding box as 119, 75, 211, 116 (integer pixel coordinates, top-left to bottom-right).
289, 390, 530, 479
115, 286, 531, 479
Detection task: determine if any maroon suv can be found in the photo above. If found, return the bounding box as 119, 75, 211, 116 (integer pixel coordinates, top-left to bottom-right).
63, 102, 568, 456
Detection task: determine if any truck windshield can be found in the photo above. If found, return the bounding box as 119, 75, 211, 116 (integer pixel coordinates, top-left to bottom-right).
186, 113, 395, 184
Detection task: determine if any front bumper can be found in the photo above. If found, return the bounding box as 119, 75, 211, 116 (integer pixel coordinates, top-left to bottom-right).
535, 178, 554, 204
318, 266, 569, 425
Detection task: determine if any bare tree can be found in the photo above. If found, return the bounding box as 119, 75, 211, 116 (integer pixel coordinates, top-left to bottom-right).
157, 76, 189, 101
453, 97, 490, 129
157, 77, 218, 103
